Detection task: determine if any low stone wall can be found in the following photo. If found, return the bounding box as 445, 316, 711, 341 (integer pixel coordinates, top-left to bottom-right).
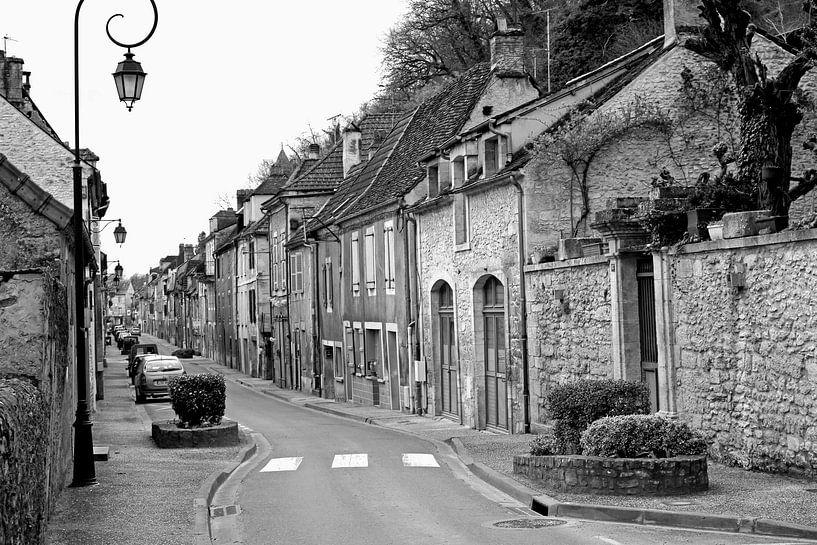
151, 418, 239, 448
513, 454, 708, 496
0, 378, 48, 545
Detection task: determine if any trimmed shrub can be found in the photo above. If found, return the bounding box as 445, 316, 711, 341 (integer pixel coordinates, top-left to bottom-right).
581, 414, 708, 458
168, 373, 226, 427
547, 379, 650, 454
529, 434, 558, 456
172, 348, 195, 359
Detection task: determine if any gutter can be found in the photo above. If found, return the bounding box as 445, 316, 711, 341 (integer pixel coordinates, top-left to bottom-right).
509, 174, 531, 434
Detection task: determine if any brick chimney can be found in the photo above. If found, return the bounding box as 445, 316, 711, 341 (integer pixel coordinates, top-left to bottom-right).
0, 51, 25, 108
307, 143, 320, 160
490, 18, 525, 73
236, 189, 252, 209
343, 126, 361, 178
664, 0, 703, 48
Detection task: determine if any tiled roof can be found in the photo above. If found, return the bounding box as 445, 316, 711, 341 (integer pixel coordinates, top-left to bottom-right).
215, 224, 239, 253
341, 63, 493, 219
357, 111, 404, 158
243, 215, 269, 236
0, 153, 72, 229
283, 139, 344, 193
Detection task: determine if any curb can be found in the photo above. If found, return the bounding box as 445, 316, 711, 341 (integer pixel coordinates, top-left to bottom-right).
530, 497, 817, 540
192, 432, 259, 545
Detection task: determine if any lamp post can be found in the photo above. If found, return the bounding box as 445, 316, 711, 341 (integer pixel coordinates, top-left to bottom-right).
71, 0, 158, 488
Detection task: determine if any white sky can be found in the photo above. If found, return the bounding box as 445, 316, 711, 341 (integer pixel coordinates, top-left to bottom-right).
4, 0, 406, 275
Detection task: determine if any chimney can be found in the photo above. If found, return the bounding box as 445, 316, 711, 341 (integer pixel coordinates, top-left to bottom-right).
490, 18, 525, 73
368, 130, 385, 161
343, 126, 362, 178
236, 189, 252, 209
0, 51, 26, 108
308, 143, 320, 160
664, 0, 703, 48
184, 244, 194, 262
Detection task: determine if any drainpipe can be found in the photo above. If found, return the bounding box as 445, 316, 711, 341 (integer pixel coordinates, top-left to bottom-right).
510, 176, 532, 434
401, 206, 422, 414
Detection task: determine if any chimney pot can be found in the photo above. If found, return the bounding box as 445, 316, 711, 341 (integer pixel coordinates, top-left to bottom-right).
308, 143, 320, 160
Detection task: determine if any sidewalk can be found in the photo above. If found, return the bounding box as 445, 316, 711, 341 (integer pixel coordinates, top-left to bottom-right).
46, 333, 817, 543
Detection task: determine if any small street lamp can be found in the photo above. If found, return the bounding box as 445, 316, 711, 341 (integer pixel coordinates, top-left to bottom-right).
113, 221, 127, 244
70, 0, 158, 487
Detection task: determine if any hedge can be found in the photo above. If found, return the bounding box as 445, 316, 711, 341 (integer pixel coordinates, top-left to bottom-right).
547, 379, 650, 454
168, 373, 226, 427
581, 414, 708, 458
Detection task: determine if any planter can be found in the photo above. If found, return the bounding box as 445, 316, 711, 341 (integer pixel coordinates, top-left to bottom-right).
151, 418, 239, 448
686, 208, 722, 240
707, 221, 723, 241
722, 210, 770, 239
513, 454, 708, 496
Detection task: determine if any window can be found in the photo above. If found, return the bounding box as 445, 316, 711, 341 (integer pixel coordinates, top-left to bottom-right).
484, 137, 499, 176
290, 252, 303, 293
454, 194, 470, 247
249, 289, 256, 323
351, 232, 360, 295
383, 222, 396, 292
452, 156, 465, 188
249, 241, 255, 270
428, 165, 439, 197
280, 238, 286, 292
272, 234, 279, 290
365, 227, 376, 291
365, 327, 383, 378
345, 325, 355, 371
326, 259, 334, 311
356, 326, 365, 375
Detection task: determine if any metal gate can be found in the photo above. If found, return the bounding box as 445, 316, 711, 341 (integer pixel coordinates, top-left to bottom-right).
636, 258, 659, 412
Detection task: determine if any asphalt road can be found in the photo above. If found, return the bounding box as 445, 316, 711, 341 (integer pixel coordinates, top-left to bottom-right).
131, 340, 815, 545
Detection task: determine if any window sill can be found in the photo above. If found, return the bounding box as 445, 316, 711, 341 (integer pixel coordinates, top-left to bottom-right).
454, 243, 471, 253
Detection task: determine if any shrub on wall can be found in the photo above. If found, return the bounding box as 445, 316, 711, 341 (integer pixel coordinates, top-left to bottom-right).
581, 414, 708, 458
547, 379, 651, 454
529, 434, 558, 456
168, 373, 226, 428
0, 378, 48, 545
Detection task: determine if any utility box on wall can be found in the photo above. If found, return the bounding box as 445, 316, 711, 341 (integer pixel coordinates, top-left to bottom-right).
413, 359, 426, 382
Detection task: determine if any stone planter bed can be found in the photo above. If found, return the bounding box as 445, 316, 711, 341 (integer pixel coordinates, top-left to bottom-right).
151, 418, 239, 448
513, 454, 708, 496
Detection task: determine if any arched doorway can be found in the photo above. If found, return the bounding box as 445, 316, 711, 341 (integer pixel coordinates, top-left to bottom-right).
478, 275, 507, 430
433, 281, 458, 417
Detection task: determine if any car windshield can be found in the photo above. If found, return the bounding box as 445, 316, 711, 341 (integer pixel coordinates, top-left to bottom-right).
145, 360, 182, 372
135, 347, 156, 354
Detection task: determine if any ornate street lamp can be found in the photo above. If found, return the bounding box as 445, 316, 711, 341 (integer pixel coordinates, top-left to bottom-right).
114, 262, 124, 279
112, 276, 121, 290
71, 0, 158, 487
113, 221, 127, 244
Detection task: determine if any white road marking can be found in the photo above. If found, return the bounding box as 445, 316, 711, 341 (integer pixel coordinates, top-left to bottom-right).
259, 457, 303, 472
402, 453, 440, 467
595, 537, 623, 545
331, 453, 368, 468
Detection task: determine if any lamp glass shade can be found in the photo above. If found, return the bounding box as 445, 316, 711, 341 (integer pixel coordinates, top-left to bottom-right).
113, 223, 127, 244
114, 263, 123, 278
112, 52, 146, 111
112, 277, 120, 289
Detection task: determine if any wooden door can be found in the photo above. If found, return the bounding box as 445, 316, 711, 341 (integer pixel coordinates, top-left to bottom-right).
438, 284, 458, 416
483, 277, 507, 430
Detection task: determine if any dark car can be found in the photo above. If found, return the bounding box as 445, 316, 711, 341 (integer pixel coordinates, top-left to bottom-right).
120, 335, 140, 355
127, 343, 158, 373
134, 356, 185, 403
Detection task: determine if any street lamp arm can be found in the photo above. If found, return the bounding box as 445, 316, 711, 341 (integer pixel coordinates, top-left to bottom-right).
105, 1, 159, 50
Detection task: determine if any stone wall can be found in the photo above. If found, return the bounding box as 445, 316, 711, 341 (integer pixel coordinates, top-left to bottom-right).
668, 230, 817, 475
513, 453, 708, 495
525, 256, 613, 423
0, 378, 48, 545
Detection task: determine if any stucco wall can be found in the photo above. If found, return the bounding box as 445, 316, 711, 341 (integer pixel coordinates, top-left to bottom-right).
669, 230, 817, 476
525, 257, 613, 423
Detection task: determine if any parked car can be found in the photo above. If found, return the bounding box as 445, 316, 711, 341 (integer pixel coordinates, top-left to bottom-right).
120, 335, 140, 355
134, 356, 185, 403
128, 353, 159, 385
127, 342, 158, 369
130, 326, 142, 335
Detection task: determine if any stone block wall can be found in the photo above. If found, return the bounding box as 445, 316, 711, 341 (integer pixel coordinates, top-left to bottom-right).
669, 230, 817, 475
513, 454, 708, 495
525, 256, 613, 424
0, 378, 48, 545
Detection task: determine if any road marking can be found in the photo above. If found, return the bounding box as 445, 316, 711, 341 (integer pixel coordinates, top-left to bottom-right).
331, 453, 368, 468
595, 537, 623, 545
260, 457, 303, 472
402, 453, 439, 467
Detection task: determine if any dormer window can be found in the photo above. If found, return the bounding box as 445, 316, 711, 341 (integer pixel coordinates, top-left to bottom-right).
452, 156, 465, 188
428, 164, 440, 197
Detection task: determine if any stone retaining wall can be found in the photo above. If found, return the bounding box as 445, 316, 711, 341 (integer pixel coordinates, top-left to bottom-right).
152, 419, 239, 448
513, 454, 708, 495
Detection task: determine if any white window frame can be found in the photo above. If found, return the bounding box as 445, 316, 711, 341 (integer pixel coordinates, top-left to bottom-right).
290, 252, 303, 294
272, 233, 279, 291
364, 226, 376, 295
383, 221, 396, 294
325, 257, 334, 312
454, 193, 471, 252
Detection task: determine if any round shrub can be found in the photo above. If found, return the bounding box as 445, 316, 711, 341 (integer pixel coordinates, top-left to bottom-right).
172, 348, 195, 359
168, 373, 226, 427
547, 379, 651, 454
580, 414, 708, 458
529, 434, 557, 456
